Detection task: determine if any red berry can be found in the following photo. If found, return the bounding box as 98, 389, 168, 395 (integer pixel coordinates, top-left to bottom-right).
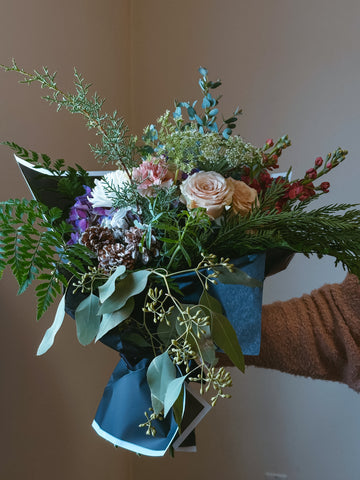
320, 181, 330, 193
306, 168, 317, 180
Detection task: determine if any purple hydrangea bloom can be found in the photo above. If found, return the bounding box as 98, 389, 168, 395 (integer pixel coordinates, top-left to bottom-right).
66, 186, 112, 244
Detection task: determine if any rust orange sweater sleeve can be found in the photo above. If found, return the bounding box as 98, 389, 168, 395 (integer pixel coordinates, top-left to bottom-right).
244, 274, 360, 392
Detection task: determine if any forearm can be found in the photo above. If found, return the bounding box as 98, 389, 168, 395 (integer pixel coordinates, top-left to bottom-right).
244, 274, 360, 391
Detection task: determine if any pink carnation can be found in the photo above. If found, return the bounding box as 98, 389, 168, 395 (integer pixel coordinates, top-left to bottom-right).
132, 157, 174, 197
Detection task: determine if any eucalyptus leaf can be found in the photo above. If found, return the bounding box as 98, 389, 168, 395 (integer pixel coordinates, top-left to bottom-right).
172, 386, 185, 430
121, 331, 151, 348
75, 293, 101, 346
95, 296, 134, 341
147, 352, 176, 415
157, 319, 178, 348
225, 116, 238, 124
98, 265, 126, 303
199, 290, 222, 314
202, 97, 211, 109
173, 106, 182, 119
198, 337, 217, 365
195, 114, 203, 125
211, 311, 245, 372
209, 108, 219, 117
215, 266, 262, 288
210, 80, 221, 89
98, 269, 151, 315
164, 375, 187, 417
222, 127, 232, 139
187, 106, 196, 119
36, 294, 65, 356
208, 122, 219, 133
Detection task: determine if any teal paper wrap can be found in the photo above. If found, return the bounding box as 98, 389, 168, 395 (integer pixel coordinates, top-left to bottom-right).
68, 253, 266, 455
173, 253, 266, 355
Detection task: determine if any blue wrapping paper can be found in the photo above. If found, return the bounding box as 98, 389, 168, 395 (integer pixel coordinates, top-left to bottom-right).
173, 253, 266, 355
92, 357, 181, 456
67, 253, 265, 455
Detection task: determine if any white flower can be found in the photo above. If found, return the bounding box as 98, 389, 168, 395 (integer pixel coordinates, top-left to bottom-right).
101, 207, 130, 240
89, 170, 129, 208
101, 208, 129, 231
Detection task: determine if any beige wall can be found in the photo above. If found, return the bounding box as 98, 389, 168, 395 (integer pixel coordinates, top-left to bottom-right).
0, 1, 134, 479
1, 1, 360, 479
129, 2, 360, 479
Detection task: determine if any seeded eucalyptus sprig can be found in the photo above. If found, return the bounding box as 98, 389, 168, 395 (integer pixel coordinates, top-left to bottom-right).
140, 254, 245, 424
1, 59, 137, 177
67, 254, 245, 428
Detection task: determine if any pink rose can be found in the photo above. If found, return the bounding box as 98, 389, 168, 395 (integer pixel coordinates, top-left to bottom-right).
227, 177, 258, 216
180, 171, 234, 219
132, 157, 174, 197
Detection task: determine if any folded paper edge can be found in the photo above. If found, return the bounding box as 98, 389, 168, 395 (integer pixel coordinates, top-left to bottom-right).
91, 419, 179, 457
172, 387, 211, 451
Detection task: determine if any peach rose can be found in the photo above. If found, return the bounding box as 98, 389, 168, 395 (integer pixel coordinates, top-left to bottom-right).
180, 171, 234, 219
227, 177, 258, 216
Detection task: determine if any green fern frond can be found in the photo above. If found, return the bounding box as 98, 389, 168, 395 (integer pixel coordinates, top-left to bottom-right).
2, 141, 65, 175
3, 141, 96, 209
0, 199, 94, 319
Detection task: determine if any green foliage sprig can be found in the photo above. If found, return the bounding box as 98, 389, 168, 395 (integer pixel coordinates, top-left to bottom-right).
3, 141, 67, 174
1, 60, 137, 176
4, 140, 95, 202
208, 203, 360, 276
68, 254, 247, 431
151, 208, 212, 271
0, 199, 94, 319
173, 66, 242, 138
3, 60, 360, 452
147, 112, 263, 175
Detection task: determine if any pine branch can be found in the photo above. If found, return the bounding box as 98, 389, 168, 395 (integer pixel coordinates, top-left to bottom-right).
1, 60, 136, 177
207, 204, 360, 274
258, 180, 288, 212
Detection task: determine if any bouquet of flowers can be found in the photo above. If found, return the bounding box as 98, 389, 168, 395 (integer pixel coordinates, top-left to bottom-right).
1, 61, 360, 456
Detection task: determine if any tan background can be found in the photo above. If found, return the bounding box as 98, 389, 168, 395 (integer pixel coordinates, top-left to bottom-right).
1, 1, 360, 479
